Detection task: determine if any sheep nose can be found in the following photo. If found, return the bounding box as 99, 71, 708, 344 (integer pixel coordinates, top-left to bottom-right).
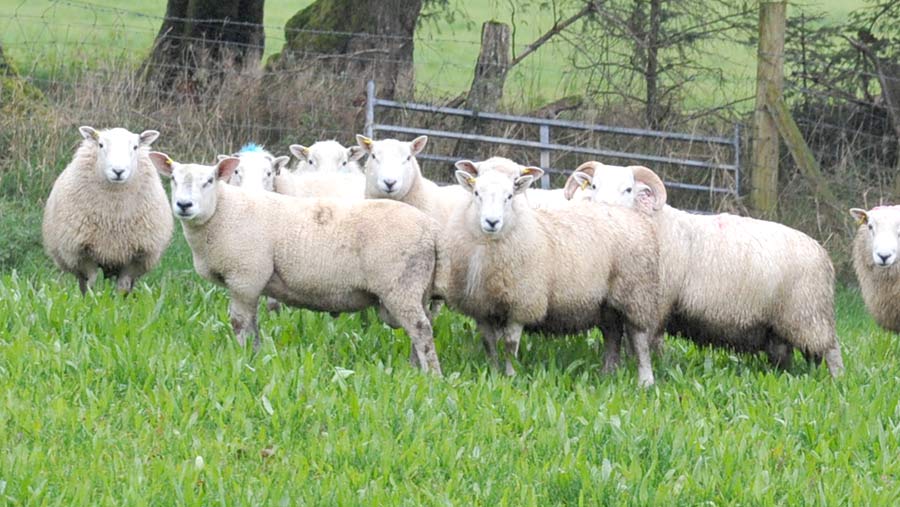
878, 252, 892, 263
383, 179, 397, 191
176, 201, 193, 211
112, 169, 125, 178
485, 218, 500, 229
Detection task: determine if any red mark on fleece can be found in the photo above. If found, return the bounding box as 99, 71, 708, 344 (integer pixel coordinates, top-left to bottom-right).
714, 215, 729, 231
871, 205, 900, 212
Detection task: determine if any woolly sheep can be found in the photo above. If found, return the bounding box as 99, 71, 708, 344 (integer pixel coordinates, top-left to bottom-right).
850, 206, 900, 332
565, 162, 844, 375
290, 140, 365, 174
217, 143, 290, 192
42, 126, 172, 294
149, 152, 443, 373
439, 157, 662, 386
356, 135, 471, 223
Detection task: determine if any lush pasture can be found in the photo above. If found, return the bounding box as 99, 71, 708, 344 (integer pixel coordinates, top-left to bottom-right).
1, 234, 899, 505
0, 0, 867, 105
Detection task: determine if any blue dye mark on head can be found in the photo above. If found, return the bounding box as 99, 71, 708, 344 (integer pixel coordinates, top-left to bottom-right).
239, 142, 265, 153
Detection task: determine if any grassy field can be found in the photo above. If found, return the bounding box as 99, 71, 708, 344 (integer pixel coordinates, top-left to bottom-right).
2, 232, 899, 504
0, 0, 868, 106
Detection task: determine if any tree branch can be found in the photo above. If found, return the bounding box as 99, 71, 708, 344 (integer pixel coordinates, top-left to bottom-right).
509, 1, 597, 69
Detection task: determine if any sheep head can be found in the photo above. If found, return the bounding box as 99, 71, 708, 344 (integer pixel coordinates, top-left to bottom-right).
150, 152, 240, 224
851, 206, 900, 268
219, 146, 288, 192
455, 157, 543, 236
356, 134, 427, 199
79, 126, 159, 185
565, 161, 667, 211
290, 140, 365, 174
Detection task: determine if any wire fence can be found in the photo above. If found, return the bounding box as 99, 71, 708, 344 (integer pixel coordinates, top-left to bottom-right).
1, 0, 897, 217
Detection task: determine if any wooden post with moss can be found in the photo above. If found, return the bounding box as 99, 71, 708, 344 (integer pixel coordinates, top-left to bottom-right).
750, 1, 785, 217
452, 21, 511, 161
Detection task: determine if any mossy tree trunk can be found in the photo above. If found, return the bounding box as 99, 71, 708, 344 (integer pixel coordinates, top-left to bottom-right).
269, 0, 423, 99
141, 0, 265, 92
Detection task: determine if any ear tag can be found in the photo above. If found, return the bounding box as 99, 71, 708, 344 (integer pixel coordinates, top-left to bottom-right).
165, 156, 174, 167
857, 216, 867, 226
580, 179, 589, 191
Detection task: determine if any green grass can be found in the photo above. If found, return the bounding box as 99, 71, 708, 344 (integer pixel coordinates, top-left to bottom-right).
1, 231, 899, 504
0, 0, 869, 106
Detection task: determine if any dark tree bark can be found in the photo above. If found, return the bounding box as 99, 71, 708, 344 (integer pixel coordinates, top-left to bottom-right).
141, 0, 265, 91
269, 0, 423, 99
452, 21, 511, 160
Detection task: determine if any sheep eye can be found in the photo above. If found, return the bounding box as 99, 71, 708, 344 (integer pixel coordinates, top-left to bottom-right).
206, 177, 214, 185
474, 190, 480, 197
625, 187, 632, 193
592, 184, 597, 190
132, 145, 138, 151
98, 143, 104, 148
406, 155, 412, 162
308, 159, 315, 165
868, 224, 873, 231
371, 154, 377, 161
342, 161, 347, 166
234, 169, 240, 175
267, 172, 272, 177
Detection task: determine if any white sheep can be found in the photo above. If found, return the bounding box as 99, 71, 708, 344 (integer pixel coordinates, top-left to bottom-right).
438, 157, 662, 386
565, 162, 844, 375
356, 135, 470, 223
218, 143, 290, 192
148, 152, 443, 373
290, 140, 365, 174
42, 126, 173, 294
850, 206, 900, 332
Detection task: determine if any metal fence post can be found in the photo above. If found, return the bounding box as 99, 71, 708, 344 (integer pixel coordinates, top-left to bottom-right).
365, 80, 376, 139
539, 124, 550, 189
733, 122, 742, 196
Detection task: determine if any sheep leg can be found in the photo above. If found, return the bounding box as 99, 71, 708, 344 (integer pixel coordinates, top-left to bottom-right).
599, 321, 623, 374
627, 324, 655, 387
76, 260, 99, 295
765, 337, 794, 370
477, 322, 501, 370
228, 296, 261, 351
824, 345, 844, 377
500, 323, 524, 377
266, 297, 282, 313
382, 300, 441, 375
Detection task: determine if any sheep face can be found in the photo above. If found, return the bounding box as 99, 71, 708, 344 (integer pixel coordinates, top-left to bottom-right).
356, 135, 427, 198
150, 152, 240, 224
575, 164, 638, 206
290, 140, 364, 173
222, 151, 288, 192
455, 159, 541, 236
851, 206, 900, 267
79, 126, 159, 185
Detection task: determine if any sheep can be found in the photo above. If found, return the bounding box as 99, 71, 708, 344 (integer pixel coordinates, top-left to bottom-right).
564, 161, 844, 376
439, 157, 662, 386
356, 135, 471, 223
148, 152, 443, 373
42, 126, 173, 294
850, 206, 900, 332
289, 140, 365, 174
217, 143, 290, 192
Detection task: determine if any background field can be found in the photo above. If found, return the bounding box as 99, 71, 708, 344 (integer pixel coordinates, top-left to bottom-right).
0, 0, 868, 106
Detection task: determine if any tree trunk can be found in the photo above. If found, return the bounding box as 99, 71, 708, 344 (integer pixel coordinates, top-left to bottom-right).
452, 21, 511, 161
269, 0, 422, 100
645, 0, 663, 128
141, 0, 265, 92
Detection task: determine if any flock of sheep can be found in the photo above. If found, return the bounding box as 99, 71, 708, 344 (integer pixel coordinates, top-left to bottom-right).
40, 125, 900, 385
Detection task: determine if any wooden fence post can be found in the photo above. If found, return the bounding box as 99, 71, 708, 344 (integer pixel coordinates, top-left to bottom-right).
750, 1, 786, 217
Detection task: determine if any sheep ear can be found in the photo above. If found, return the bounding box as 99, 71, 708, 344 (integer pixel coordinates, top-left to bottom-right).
216, 154, 229, 162
79, 126, 99, 141
455, 170, 477, 192
289, 144, 309, 159
454, 160, 478, 177
356, 135, 374, 153
521, 166, 544, 179
513, 175, 537, 195
347, 145, 366, 162
849, 208, 868, 225
139, 130, 160, 146
216, 157, 241, 181
273, 156, 290, 175
409, 135, 428, 156
149, 151, 175, 178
